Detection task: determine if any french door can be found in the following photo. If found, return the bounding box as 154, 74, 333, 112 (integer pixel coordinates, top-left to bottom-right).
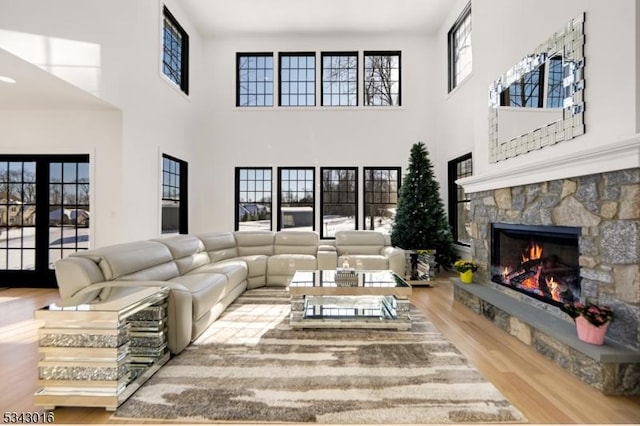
0, 155, 89, 288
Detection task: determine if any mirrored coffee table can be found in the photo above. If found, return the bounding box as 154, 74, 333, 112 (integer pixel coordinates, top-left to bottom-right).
288, 270, 412, 330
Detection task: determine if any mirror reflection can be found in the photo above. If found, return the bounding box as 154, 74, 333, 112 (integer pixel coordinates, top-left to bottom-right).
500, 55, 563, 109
488, 13, 585, 163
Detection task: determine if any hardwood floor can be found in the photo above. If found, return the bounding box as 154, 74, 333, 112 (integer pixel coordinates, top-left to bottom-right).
1, 281, 639, 424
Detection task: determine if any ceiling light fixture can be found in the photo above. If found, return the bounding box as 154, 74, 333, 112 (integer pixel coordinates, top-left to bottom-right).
0, 75, 17, 84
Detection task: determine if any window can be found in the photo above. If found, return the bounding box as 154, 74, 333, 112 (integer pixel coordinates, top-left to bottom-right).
448, 4, 472, 92
448, 154, 472, 246
49, 161, 90, 268
321, 52, 358, 106
237, 53, 274, 107
280, 53, 315, 106
162, 6, 189, 94
320, 168, 357, 238
363, 167, 400, 234
236, 168, 272, 231
162, 154, 188, 234
278, 168, 315, 231
0, 155, 89, 287
363, 51, 401, 106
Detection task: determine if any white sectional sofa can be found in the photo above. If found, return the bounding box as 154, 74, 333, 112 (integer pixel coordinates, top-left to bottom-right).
54, 230, 404, 355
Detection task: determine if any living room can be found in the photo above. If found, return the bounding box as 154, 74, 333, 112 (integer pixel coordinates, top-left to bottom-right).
0, 0, 639, 423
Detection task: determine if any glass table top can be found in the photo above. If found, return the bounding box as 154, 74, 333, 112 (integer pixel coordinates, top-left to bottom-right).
289, 270, 410, 296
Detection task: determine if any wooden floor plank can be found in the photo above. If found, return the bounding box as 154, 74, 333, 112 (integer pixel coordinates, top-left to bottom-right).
0, 281, 639, 424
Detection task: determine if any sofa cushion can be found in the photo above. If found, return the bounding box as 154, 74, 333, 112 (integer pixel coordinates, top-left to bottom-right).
72, 240, 178, 281
117, 261, 181, 282
234, 230, 275, 256
189, 260, 248, 287
168, 273, 229, 321
267, 254, 317, 286
154, 235, 210, 275
335, 230, 385, 256
238, 255, 268, 289
198, 232, 239, 262
274, 231, 318, 256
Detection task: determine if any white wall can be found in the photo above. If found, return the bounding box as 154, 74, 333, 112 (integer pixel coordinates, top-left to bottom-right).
0, 0, 205, 243
1, 0, 637, 243
0, 110, 123, 246
436, 0, 639, 193
192, 33, 437, 232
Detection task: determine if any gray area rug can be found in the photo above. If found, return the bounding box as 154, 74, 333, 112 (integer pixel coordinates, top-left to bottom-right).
114, 288, 526, 424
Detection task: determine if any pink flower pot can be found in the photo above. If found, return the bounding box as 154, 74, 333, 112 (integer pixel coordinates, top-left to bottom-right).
575, 315, 609, 345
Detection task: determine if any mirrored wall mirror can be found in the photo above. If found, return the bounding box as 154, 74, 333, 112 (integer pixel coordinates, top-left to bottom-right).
488, 13, 585, 163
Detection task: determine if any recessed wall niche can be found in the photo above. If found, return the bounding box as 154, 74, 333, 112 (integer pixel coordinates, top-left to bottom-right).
488, 13, 585, 163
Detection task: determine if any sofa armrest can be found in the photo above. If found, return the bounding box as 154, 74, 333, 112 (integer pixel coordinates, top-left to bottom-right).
382, 246, 406, 277
58, 280, 193, 355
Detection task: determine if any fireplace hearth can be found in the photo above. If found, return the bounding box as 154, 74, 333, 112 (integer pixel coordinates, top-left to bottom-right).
491, 223, 581, 308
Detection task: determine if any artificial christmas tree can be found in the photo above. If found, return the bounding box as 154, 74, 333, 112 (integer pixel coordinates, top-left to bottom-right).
391, 142, 456, 271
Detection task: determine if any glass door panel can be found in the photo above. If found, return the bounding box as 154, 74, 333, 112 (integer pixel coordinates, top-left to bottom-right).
48, 161, 90, 269
0, 161, 37, 271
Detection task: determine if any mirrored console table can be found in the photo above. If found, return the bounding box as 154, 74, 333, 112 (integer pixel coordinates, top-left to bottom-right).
34, 286, 169, 411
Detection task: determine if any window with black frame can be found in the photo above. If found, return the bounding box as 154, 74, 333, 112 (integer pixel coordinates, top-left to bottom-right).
448, 154, 472, 246
320, 167, 357, 238
162, 6, 189, 94
280, 53, 315, 106
236, 167, 272, 231
448, 4, 472, 92
162, 154, 188, 234
363, 51, 401, 106
278, 167, 315, 231
363, 167, 400, 235
237, 53, 274, 107
321, 52, 358, 106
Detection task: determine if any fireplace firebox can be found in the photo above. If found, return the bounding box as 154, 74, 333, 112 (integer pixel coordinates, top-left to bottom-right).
491, 223, 581, 308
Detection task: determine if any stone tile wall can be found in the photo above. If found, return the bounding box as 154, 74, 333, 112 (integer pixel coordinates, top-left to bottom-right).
468, 168, 640, 350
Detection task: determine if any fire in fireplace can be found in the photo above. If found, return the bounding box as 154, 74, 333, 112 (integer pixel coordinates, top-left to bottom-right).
491, 223, 581, 307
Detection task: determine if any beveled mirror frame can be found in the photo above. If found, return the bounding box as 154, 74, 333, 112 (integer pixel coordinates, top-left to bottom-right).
488, 13, 585, 163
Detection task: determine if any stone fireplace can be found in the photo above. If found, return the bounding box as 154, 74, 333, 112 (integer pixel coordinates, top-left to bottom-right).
491, 223, 581, 308
453, 167, 640, 395
468, 168, 639, 349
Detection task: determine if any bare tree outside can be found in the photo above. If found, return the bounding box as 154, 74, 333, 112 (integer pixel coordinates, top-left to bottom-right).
322, 53, 358, 106
363, 52, 400, 106
321, 168, 357, 237
364, 168, 399, 234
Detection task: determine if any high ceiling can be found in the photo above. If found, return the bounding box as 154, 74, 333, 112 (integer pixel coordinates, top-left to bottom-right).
179, 0, 453, 36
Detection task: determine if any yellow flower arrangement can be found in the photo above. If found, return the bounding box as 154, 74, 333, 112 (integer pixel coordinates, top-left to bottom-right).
453, 259, 478, 273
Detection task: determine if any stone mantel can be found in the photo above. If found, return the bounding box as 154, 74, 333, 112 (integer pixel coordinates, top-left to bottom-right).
458, 136, 640, 194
